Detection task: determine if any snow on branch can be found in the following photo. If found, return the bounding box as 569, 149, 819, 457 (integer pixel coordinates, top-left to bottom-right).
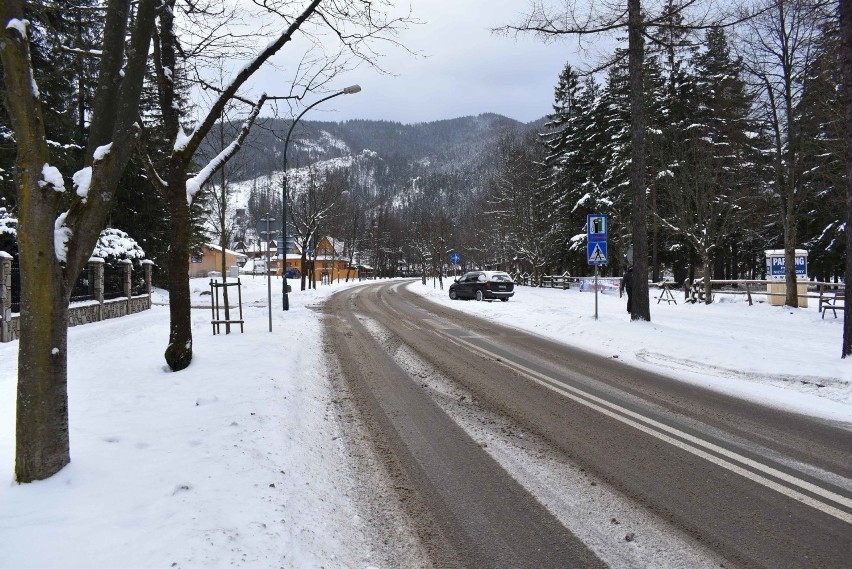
59, 45, 103, 57
5, 18, 27, 38
5, 18, 40, 97
73, 167, 92, 201
39, 163, 66, 193
54, 212, 72, 263
185, 95, 268, 205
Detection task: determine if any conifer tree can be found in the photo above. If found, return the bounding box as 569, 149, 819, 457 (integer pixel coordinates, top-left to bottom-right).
646, 0, 693, 281
661, 27, 762, 301
796, 18, 845, 281
594, 53, 636, 272
540, 63, 582, 272
0, 0, 100, 206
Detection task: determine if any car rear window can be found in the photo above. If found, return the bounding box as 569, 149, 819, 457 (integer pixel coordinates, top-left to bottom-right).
489, 273, 512, 282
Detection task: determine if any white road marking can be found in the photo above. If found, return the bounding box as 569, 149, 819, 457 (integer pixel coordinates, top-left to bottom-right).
438, 329, 852, 525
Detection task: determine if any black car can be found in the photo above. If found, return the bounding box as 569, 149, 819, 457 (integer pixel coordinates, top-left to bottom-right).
449, 271, 515, 302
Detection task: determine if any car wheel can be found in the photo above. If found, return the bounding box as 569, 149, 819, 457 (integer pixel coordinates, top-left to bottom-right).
501, 298, 509, 302
475, 290, 483, 302
449, 289, 457, 300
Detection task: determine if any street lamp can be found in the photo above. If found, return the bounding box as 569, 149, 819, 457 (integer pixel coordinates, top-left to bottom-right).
278, 85, 361, 310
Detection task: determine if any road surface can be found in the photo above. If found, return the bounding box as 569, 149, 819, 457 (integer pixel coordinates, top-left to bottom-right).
323, 280, 852, 568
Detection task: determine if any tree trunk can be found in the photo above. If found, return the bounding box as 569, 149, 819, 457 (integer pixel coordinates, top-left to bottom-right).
164, 170, 193, 371
300, 249, 308, 291
782, 0, 800, 309
841, 0, 852, 357
628, 0, 650, 321
16, 219, 71, 482
0, 0, 72, 482
703, 256, 713, 305
219, 130, 231, 333
3, 0, 156, 481
651, 184, 660, 283
783, 211, 799, 308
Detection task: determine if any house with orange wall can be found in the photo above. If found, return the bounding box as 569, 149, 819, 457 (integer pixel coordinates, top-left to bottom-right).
189, 243, 248, 278
282, 235, 359, 282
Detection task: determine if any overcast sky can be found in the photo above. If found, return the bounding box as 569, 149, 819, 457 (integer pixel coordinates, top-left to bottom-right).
242, 0, 592, 125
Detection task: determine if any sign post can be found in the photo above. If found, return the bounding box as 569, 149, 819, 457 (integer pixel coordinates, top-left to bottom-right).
587, 214, 609, 320
258, 215, 280, 332
450, 253, 460, 276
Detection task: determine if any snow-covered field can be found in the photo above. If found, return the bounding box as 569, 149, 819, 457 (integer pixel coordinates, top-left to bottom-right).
0, 276, 849, 568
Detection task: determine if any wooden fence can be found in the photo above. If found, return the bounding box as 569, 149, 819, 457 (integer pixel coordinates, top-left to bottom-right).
510, 271, 845, 311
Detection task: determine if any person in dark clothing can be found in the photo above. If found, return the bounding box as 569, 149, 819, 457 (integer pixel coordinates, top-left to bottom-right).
620, 266, 633, 313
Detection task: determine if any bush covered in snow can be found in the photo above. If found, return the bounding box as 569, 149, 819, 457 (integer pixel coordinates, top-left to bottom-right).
92, 227, 146, 261
92, 228, 147, 296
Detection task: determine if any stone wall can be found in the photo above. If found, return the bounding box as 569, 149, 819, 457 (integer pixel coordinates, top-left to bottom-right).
0, 257, 153, 343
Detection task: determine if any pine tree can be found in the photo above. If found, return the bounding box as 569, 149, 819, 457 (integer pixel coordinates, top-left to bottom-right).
0, 0, 100, 206
594, 53, 635, 274
661, 27, 762, 301
646, 0, 694, 282
796, 18, 845, 281
540, 63, 583, 273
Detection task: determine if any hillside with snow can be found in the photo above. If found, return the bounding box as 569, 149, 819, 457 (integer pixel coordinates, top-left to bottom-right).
201, 114, 539, 245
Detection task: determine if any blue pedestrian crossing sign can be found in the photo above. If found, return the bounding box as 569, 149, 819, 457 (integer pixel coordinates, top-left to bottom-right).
588, 242, 608, 264
450, 253, 461, 265
587, 214, 608, 265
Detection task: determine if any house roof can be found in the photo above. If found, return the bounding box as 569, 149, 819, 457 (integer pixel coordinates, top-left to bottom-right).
292, 235, 346, 256
203, 243, 248, 258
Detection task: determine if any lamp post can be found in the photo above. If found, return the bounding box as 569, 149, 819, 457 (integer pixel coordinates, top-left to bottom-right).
257, 214, 279, 331
278, 85, 361, 311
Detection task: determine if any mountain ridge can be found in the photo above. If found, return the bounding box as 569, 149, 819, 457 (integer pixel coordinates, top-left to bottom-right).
222, 112, 542, 184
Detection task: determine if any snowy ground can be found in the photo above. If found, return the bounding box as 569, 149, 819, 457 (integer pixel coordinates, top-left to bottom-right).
0, 276, 849, 568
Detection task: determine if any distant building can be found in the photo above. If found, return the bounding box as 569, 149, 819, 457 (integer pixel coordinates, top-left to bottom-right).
189, 243, 248, 278
285, 235, 359, 282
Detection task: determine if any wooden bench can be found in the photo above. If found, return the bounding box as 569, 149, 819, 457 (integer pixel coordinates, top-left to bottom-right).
819, 288, 845, 319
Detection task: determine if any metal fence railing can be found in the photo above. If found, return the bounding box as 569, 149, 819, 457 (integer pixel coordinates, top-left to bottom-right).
10, 264, 20, 313
103, 264, 125, 300
69, 265, 96, 303
8, 263, 149, 309
130, 264, 146, 296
